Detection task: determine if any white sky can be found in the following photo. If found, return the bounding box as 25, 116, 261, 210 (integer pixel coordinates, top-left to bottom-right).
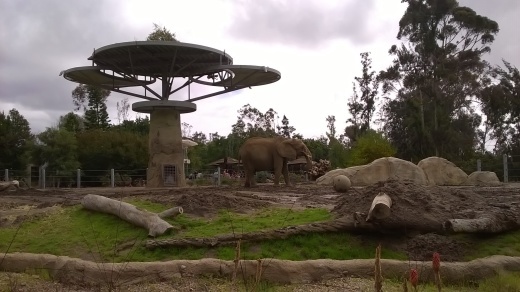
1, 0, 518, 140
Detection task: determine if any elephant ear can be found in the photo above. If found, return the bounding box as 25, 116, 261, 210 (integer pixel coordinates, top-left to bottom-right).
276, 139, 298, 160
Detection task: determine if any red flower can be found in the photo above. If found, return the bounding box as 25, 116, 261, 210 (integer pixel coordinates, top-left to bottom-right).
433, 252, 441, 273
409, 269, 418, 287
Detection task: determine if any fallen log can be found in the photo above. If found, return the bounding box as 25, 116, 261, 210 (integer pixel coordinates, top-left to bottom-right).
81, 194, 181, 237
0, 180, 19, 192
145, 216, 380, 249
158, 207, 183, 218
366, 192, 392, 221
1, 252, 520, 286
443, 214, 516, 234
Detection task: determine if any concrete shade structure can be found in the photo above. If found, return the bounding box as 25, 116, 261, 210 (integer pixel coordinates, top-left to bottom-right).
61, 41, 280, 188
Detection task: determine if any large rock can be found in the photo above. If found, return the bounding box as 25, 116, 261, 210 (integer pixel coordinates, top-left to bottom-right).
316, 166, 364, 185
465, 171, 501, 186
350, 157, 427, 186
316, 157, 428, 186
417, 157, 468, 186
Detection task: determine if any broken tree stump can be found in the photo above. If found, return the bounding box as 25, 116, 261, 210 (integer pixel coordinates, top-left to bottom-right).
366, 192, 392, 222
0, 180, 19, 192
81, 194, 182, 237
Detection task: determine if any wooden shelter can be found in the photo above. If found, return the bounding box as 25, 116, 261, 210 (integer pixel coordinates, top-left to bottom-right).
288, 157, 311, 172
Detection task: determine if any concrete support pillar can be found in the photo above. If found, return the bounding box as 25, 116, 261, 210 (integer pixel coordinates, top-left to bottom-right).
147, 109, 186, 187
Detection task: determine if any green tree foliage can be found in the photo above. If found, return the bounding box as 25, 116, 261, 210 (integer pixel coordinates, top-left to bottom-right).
347, 130, 397, 166
112, 116, 150, 135
324, 115, 348, 167
276, 115, 296, 138
72, 84, 111, 130
345, 52, 380, 144
76, 129, 147, 171
0, 109, 33, 170
231, 104, 278, 138
379, 0, 499, 161
33, 127, 80, 175
147, 23, 177, 41
58, 112, 84, 133
303, 137, 329, 161
479, 60, 520, 154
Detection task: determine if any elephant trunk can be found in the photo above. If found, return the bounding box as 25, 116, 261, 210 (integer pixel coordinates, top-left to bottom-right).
303, 150, 313, 171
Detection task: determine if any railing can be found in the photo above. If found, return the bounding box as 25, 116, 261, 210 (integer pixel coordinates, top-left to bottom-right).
3, 154, 518, 188
2, 167, 309, 189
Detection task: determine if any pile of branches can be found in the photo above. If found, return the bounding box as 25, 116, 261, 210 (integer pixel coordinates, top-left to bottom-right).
308, 159, 331, 180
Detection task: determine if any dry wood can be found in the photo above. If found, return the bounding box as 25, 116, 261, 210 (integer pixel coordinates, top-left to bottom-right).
157, 207, 183, 218
81, 194, 179, 237
0, 180, 19, 192
145, 217, 380, 249
366, 192, 392, 221
443, 215, 513, 234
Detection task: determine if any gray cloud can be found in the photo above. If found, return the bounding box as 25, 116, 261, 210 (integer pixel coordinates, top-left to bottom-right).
458, 0, 520, 68
0, 0, 132, 127
228, 0, 377, 47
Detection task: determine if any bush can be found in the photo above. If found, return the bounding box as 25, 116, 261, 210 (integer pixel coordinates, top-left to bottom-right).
348, 130, 396, 166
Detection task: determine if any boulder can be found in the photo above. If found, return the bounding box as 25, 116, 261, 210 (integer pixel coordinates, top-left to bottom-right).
465, 171, 501, 186
316, 157, 428, 186
349, 157, 428, 186
333, 175, 351, 192
316, 166, 364, 185
417, 157, 468, 186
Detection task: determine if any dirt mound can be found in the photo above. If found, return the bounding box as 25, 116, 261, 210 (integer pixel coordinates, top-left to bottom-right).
332, 180, 502, 232
147, 190, 271, 217
405, 233, 468, 261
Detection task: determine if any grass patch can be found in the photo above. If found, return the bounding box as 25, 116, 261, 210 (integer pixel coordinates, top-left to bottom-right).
460, 230, 520, 260
2, 199, 520, 265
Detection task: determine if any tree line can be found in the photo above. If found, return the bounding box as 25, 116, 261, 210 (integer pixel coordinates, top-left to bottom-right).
1, 0, 518, 181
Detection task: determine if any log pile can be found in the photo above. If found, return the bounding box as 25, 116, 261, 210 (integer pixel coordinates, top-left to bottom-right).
308, 159, 331, 180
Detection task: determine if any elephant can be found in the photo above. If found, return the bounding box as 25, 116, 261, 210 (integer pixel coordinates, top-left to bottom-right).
238, 136, 313, 187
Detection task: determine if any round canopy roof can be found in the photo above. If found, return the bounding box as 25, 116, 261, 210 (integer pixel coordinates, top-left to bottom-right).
88, 41, 233, 78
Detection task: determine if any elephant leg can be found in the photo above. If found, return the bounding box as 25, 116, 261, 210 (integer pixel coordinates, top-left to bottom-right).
246, 168, 257, 188
273, 159, 283, 186
282, 162, 292, 187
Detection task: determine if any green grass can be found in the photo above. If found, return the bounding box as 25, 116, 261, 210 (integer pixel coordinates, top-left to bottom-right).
2, 200, 399, 262
460, 231, 520, 260
2, 199, 520, 266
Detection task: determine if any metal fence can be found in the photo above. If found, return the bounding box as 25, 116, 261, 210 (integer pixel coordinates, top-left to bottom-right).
2, 166, 309, 189
3, 154, 519, 188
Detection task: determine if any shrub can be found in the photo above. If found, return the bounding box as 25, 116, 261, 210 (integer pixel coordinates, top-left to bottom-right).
347, 130, 396, 166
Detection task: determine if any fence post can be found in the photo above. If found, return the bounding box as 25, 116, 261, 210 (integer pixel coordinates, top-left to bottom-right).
4, 169, 8, 181
477, 159, 481, 172
503, 154, 508, 183
77, 169, 81, 188
111, 169, 115, 188
217, 166, 221, 186
42, 168, 46, 190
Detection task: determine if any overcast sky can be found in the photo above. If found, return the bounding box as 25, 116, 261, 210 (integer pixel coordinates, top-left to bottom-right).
1, 0, 518, 139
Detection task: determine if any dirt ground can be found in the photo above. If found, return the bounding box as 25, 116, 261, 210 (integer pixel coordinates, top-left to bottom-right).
1, 182, 519, 290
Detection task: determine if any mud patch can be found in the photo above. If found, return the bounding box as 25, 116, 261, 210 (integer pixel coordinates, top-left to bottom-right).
146, 191, 272, 217
406, 233, 469, 261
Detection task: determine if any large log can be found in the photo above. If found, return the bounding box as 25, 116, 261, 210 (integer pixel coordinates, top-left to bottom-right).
366, 192, 392, 221
81, 194, 180, 237
443, 215, 514, 234
145, 216, 381, 249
